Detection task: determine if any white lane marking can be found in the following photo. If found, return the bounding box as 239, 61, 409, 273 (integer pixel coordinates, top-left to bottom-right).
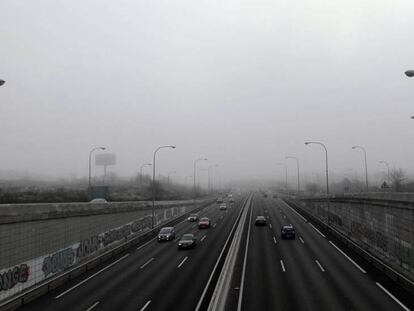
376, 282, 410, 311
213, 223, 217, 228
201, 235, 206, 242
86, 301, 99, 311
140, 300, 152, 311
269, 224, 272, 229
315, 260, 325, 272
299, 237, 305, 244
273, 236, 277, 244
140, 257, 155, 269
309, 223, 326, 238
280, 260, 286, 272
329, 241, 366, 273
283, 202, 308, 222
136, 237, 156, 250
192, 224, 197, 228
267, 216, 269, 219
55, 253, 130, 299
177, 256, 188, 268
237, 201, 253, 311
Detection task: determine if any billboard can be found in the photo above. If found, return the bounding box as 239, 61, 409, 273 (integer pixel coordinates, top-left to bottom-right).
95, 153, 116, 166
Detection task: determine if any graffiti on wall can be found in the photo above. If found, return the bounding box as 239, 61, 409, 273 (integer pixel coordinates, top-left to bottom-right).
42, 247, 75, 277
0, 264, 29, 292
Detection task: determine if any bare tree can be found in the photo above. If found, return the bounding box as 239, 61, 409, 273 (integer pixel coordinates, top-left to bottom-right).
390, 168, 406, 192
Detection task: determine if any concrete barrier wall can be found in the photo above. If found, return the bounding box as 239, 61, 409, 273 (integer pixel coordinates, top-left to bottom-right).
298, 193, 414, 282
0, 199, 210, 301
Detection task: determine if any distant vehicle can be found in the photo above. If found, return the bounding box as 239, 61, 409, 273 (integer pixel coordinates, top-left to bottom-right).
216, 197, 224, 204
178, 234, 197, 249
255, 216, 267, 226
198, 217, 211, 228
219, 203, 227, 210
229, 197, 235, 203
158, 227, 176, 242
89, 198, 108, 203
263, 193, 268, 198
281, 225, 296, 239
187, 213, 199, 222
227, 193, 233, 198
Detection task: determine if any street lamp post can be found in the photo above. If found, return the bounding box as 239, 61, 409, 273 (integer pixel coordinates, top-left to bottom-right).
152, 145, 176, 229
276, 163, 288, 191
193, 158, 208, 198
207, 164, 218, 193
286, 156, 300, 196
352, 146, 369, 191
139, 163, 152, 187
305, 141, 330, 226
88, 146, 106, 198
379, 160, 390, 185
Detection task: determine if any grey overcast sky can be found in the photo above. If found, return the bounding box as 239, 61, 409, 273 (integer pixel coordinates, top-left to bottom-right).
1, 0, 414, 184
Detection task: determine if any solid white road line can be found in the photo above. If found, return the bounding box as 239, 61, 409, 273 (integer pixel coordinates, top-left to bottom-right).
140, 300, 152, 311
329, 241, 366, 273
86, 301, 99, 311
136, 237, 156, 251
315, 260, 325, 272
309, 223, 326, 238
55, 253, 130, 299
140, 257, 155, 269
376, 282, 410, 311
299, 237, 305, 244
269, 223, 272, 229
177, 256, 188, 268
273, 236, 277, 244
237, 201, 253, 311
282, 202, 308, 222
201, 235, 206, 242
280, 260, 286, 272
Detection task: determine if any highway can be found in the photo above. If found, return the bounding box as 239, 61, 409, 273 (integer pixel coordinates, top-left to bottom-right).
19, 197, 246, 311
228, 194, 413, 311
17, 194, 413, 311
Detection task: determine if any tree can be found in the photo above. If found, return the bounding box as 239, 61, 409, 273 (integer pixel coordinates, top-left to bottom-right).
390, 168, 406, 192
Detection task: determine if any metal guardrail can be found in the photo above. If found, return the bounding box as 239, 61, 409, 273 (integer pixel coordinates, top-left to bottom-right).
0, 199, 216, 311
283, 198, 414, 295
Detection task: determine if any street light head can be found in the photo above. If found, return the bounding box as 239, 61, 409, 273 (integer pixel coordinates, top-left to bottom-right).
352, 146, 357, 149
100, 147, 106, 150
304, 142, 310, 145
405, 70, 414, 77
171, 145, 176, 149
411, 116, 414, 119
0, 79, 5, 86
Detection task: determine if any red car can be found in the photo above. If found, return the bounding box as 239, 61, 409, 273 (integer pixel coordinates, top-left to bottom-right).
198, 217, 211, 229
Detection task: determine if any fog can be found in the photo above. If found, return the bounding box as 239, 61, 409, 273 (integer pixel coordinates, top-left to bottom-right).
1, 0, 413, 186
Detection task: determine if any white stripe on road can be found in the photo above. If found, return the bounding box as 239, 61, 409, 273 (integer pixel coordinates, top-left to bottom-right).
86, 301, 99, 311
55, 253, 130, 299
283, 202, 308, 222
329, 241, 366, 273
177, 256, 188, 268
213, 223, 217, 228
280, 260, 286, 272
273, 236, 277, 244
309, 223, 326, 238
136, 237, 156, 251
192, 224, 197, 228
140, 300, 152, 311
299, 237, 305, 244
315, 260, 325, 272
201, 235, 206, 242
267, 216, 269, 219
140, 257, 155, 269
376, 282, 410, 311
269, 223, 272, 229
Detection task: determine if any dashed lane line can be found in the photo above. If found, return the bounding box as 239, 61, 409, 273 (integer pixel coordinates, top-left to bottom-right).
177, 256, 188, 268
299, 237, 305, 244
139, 300, 152, 311
315, 260, 325, 272
140, 258, 155, 269
273, 236, 277, 244
201, 235, 206, 242
86, 301, 99, 311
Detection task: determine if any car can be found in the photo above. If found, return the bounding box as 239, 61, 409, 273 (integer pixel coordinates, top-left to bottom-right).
157, 227, 176, 242
198, 217, 210, 228
178, 234, 197, 249
216, 197, 224, 204
229, 197, 235, 203
89, 198, 108, 203
219, 203, 227, 210
187, 213, 199, 222
255, 216, 267, 226
281, 225, 296, 239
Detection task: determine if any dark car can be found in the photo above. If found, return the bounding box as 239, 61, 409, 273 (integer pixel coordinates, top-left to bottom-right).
187, 213, 199, 222
281, 225, 296, 239
178, 234, 197, 249
157, 227, 176, 242
255, 216, 267, 226
198, 217, 211, 229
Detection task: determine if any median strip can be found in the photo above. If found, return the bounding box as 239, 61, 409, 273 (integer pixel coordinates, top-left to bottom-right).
280, 260, 286, 272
